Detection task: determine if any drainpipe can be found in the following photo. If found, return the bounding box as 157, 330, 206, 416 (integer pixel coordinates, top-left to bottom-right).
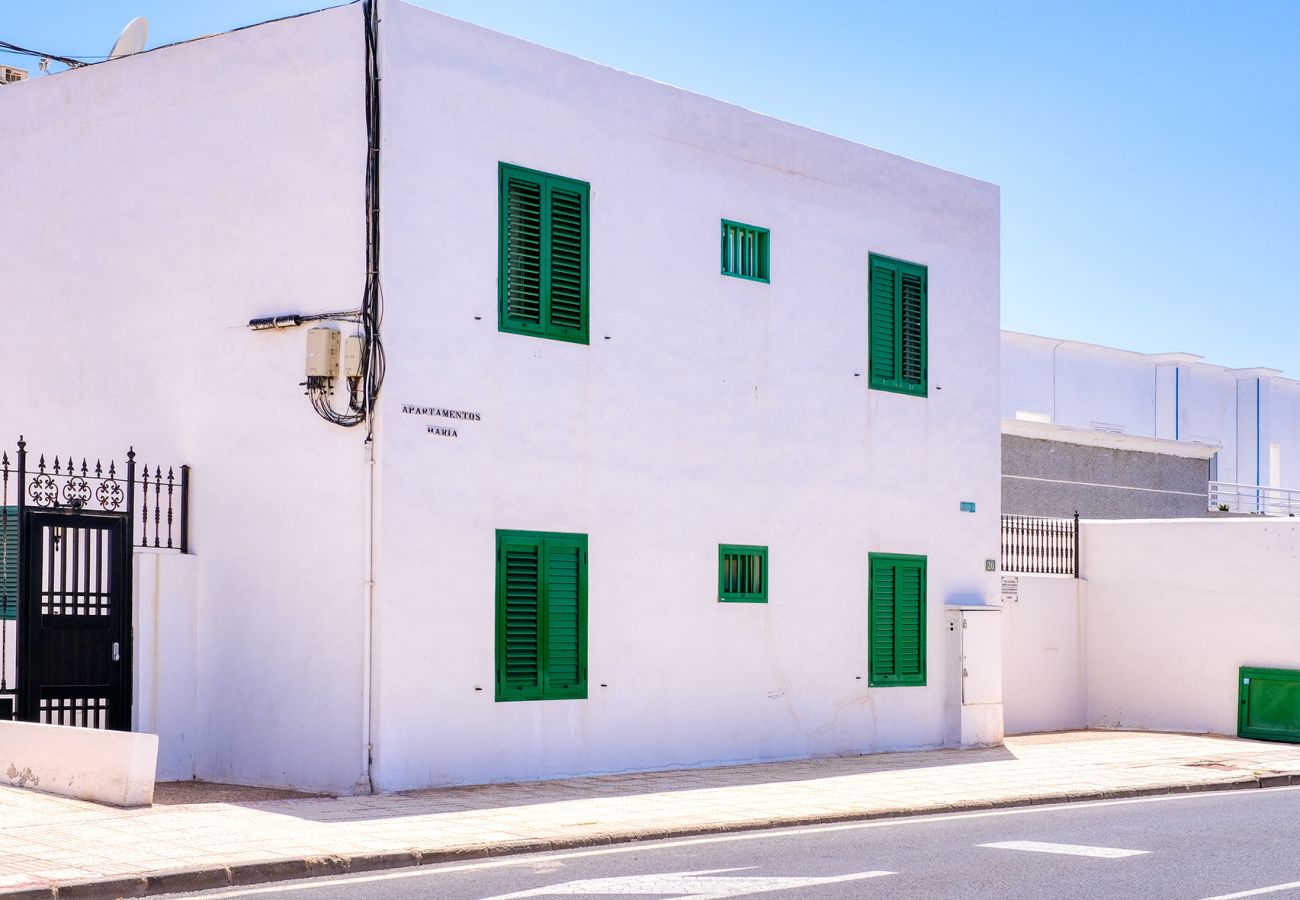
1050, 339, 1067, 424
362, 436, 376, 793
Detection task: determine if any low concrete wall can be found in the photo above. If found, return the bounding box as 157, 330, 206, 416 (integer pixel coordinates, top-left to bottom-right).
134, 552, 199, 781
998, 575, 1085, 734
1081, 518, 1300, 735
0, 719, 158, 806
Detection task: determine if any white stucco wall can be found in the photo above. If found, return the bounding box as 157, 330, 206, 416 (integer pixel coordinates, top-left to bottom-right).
997, 575, 1085, 734
1002, 332, 1299, 499
372, 0, 1001, 788
0, 6, 370, 792
1081, 518, 1300, 735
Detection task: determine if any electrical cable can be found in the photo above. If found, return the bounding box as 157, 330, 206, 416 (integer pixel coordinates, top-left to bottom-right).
0, 39, 91, 68
302, 0, 384, 431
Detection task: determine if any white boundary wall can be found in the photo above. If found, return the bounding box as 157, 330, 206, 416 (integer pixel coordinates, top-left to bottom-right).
998, 575, 1084, 734
1081, 518, 1300, 735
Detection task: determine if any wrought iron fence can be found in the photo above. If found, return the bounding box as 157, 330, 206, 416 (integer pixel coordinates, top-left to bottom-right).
1, 437, 189, 552
1001, 513, 1078, 576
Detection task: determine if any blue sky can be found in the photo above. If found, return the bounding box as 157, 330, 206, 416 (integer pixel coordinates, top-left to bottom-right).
4, 1, 1298, 375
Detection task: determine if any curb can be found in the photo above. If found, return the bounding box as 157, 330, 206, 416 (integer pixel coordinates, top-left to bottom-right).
4, 772, 1298, 899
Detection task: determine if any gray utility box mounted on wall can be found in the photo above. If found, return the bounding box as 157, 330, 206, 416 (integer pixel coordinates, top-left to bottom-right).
944, 605, 1004, 749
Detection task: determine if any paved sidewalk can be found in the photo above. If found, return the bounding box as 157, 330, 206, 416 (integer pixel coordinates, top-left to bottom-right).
3, 730, 1300, 898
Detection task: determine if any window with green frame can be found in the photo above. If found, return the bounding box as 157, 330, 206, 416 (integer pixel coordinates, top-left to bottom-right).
868, 553, 926, 686
0, 506, 16, 621
498, 163, 590, 344
868, 254, 927, 396
496, 529, 587, 701
720, 220, 769, 282
718, 544, 767, 603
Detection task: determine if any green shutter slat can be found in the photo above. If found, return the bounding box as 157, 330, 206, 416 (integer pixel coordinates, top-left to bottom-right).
0, 506, 16, 621
504, 175, 543, 327
870, 554, 926, 687
869, 262, 897, 386
543, 539, 583, 691
547, 184, 586, 333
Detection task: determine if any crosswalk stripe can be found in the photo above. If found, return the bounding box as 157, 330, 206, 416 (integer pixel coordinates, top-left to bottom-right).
979, 840, 1149, 858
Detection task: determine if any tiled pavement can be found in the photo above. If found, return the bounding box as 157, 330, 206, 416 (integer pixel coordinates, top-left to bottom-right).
3, 731, 1300, 897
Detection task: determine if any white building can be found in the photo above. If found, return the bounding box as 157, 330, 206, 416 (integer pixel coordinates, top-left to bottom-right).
1001, 331, 1300, 518
0, 0, 1001, 793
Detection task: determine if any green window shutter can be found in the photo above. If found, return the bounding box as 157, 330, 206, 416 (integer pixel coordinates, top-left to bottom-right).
868, 255, 927, 396
497, 534, 543, 698
718, 544, 768, 603
542, 537, 585, 696
0, 506, 16, 621
496, 529, 587, 701
869, 553, 926, 686
720, 220, 770, 282
499, 163, 589, 345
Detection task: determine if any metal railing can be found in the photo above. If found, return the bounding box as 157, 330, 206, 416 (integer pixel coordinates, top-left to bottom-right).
1208, 481, 1300, 517
1001, 513, 1078, 576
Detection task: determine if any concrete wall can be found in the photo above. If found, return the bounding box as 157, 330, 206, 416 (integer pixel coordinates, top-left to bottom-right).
997, 575, 1084, 734
1081, 518, 1300, 735
0, 6, 370, 793
372, 0, 1001, 788
1002, 434, 1209, 518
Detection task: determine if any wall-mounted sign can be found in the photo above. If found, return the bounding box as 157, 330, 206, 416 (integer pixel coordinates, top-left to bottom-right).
1000, 576, 1019, 599
402, 403, 482, 439
960, 501, 976, 513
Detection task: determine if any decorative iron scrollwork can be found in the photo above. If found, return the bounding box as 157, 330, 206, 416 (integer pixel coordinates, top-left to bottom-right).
28, 474, 58, 508
95, 477, 124, 511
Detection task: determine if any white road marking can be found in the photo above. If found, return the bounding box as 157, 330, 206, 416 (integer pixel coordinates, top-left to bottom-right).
1200, 881, 1300, 899
478, 866, 894, 899
979, 840, 1149, 858
185, 785, 1300, 898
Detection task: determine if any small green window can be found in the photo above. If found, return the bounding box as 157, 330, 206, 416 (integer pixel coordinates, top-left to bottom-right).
499, 163, 590, 344
720, 220, 770, 282
718, 544, 767, 602
0, 506, 16, 621
496, 529, 588, 702
869, 553, 926, 686
868, 254, 927, 396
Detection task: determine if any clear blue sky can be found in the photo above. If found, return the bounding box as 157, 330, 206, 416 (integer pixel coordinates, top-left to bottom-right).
5, 1, 1298, 375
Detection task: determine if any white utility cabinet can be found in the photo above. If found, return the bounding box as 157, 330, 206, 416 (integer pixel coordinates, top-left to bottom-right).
944, 605, 1005, 749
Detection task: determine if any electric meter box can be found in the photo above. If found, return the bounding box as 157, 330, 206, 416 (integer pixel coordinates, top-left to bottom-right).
944, 605, 1004, 749
305, 327, 341, 378
343, 335, 365, 378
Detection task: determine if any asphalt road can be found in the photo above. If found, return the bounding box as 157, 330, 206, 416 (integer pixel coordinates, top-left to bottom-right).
162, 786, 1300, 900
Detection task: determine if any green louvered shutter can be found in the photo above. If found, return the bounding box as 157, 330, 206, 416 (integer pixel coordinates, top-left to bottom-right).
869, 554, 926, 686
869, 260, 897, 387
501, 168, 544, 333
542, 536, 585, 697
496, 530, 587, 701
869, 255, 927, 397
499, 164, 589, 344
547, 184, 587, 339
497, 534, 543, 699
0, 506, 16, 621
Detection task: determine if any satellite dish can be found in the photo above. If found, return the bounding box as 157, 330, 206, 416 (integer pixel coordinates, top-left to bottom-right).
108, 17, 148, 59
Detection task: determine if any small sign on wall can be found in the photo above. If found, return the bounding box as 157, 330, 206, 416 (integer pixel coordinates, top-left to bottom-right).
402, 403, 482, 439
960, 501, 976, 513
1000, 576, 1019, 600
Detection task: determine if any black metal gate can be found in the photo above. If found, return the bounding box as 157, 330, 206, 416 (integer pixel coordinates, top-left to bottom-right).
1, 437, 189, 731
19, 509, 131, 730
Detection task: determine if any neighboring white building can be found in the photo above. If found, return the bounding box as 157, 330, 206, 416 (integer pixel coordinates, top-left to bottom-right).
0, 1, 1001, 793
1001, 331, 1300, 517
